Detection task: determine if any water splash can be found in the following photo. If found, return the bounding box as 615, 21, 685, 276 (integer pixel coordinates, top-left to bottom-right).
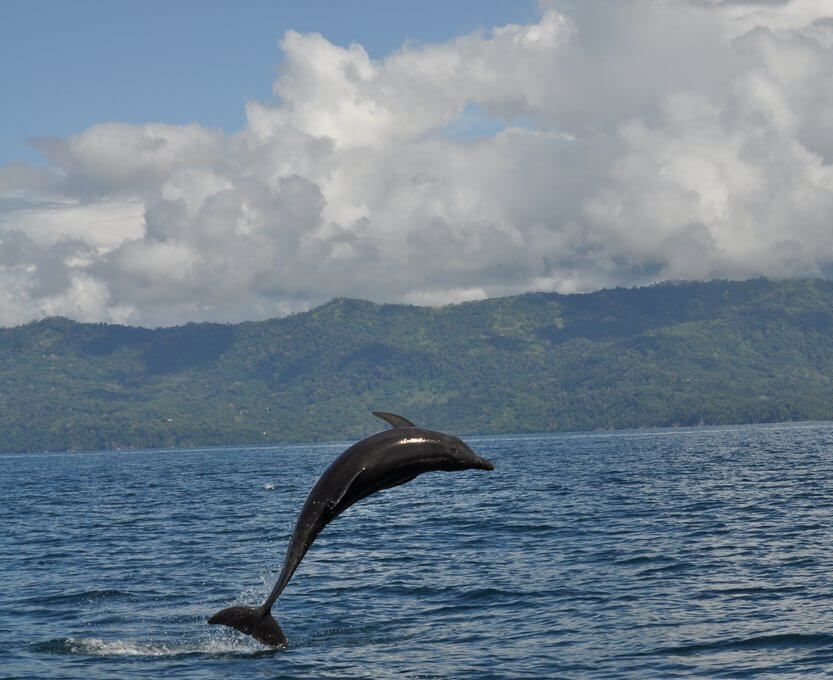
32, 635, 268, 657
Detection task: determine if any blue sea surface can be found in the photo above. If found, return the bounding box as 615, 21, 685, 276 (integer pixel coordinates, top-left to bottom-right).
3, 423, 833, 678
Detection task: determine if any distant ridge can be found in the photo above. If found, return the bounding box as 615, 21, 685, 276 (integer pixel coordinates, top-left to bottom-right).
2, 278, 833, 453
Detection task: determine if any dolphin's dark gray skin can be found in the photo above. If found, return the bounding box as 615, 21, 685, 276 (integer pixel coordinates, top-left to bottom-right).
208, 411, 494, 648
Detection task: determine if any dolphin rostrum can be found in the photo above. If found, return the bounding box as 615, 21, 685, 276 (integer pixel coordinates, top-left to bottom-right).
208, 411, 494, 647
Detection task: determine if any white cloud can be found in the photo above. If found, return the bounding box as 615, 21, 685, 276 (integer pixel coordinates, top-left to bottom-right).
29, 123, 225, 197
403, 287, 489, 307
0, 198, 144, 248
1, 0, 833, 326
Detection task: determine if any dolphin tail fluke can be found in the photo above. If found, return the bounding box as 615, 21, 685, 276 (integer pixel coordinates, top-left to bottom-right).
207, 605, 287, 648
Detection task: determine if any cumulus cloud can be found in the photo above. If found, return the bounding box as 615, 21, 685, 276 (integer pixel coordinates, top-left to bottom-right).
1, 0, 833, 326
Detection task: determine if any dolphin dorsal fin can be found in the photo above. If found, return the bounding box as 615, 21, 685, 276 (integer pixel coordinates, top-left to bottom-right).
372, 411, 416, 429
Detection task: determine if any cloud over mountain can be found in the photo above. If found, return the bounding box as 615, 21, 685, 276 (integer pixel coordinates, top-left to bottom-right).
2, 0, 832, 326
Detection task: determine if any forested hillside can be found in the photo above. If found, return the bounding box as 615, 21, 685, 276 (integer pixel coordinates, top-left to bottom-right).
2, 278, 833, 453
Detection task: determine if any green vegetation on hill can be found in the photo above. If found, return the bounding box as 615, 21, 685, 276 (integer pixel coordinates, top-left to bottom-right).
2, 278, 833, 453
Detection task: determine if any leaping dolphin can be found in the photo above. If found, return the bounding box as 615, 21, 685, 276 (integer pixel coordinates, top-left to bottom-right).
208, 411, 494, 648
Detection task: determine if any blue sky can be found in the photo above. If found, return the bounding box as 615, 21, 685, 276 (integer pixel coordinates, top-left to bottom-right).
1, 1, 832, 327
1, 0, 537, 165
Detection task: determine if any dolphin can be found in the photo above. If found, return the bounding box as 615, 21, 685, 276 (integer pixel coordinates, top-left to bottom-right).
208, 411, 494, 648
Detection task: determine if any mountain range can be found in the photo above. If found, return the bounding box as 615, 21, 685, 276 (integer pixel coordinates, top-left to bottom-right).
2, 278, 833, 453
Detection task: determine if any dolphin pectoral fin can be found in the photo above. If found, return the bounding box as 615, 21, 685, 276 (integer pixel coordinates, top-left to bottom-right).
372, 411, 416, 429
329, 466, 368, 516
331, 467, 419, 516
208, 605, 287, 648
330, 465, 418, 515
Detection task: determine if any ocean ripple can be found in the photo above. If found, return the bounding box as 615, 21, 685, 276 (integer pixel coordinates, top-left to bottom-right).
3, 423, 833, 678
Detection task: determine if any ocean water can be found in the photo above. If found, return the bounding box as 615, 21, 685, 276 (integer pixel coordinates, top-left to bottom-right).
3, 423, 833, 678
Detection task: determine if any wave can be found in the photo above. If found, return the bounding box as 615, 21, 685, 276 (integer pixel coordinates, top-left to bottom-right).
698, 585, 805, 600
31, 636, 272, 658
630, 632, 833, 658
633, 561, 690, 578
18, 589, 136, 606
